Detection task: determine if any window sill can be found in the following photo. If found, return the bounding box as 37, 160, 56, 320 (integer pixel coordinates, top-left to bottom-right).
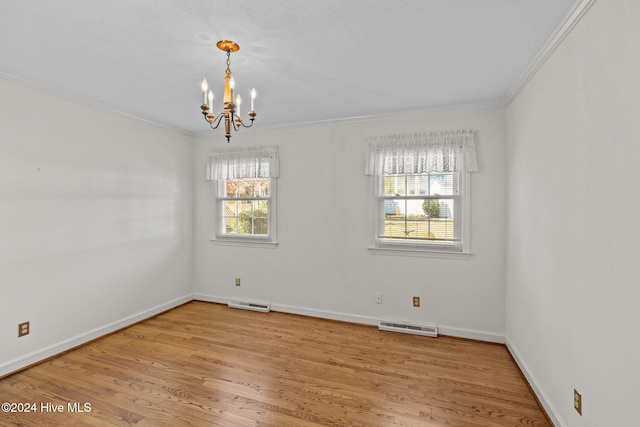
210, 238, 278, 249
368, 246, 471, 259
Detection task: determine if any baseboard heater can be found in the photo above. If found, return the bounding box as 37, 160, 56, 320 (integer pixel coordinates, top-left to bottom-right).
228, 300, 271, 313
378, 320, 438, 337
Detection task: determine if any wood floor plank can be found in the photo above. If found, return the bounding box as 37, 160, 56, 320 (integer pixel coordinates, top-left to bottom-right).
0, 301, 551, 426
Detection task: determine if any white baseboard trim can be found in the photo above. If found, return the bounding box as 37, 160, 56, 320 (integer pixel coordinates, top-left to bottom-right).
0, 294, 192, 378
193, 293, 230, 305
268, 304, 505, 343
438, 326, 504, 344
506, 338, 565, 427
194, 294, 505, 343
271, 303, 380, 326
193, 294, 379, 325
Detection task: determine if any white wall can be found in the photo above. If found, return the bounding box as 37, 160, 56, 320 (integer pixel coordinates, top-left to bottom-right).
193, 104, 507, 341
0, 76, 194, 375
505, 1, 640, 426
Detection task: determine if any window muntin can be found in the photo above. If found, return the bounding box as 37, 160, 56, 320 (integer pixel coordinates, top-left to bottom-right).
218, 177, 272, 239
377, 172, 463, 249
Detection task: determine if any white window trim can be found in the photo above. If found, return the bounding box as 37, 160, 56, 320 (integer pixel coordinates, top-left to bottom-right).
210, 238, 278, 249
210, 177, 278, 248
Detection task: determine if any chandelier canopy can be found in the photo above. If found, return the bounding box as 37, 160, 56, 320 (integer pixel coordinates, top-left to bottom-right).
200, 40, 256, 142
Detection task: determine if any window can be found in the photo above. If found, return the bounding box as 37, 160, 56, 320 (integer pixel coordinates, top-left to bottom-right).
219, 177, 271, 237
379, 171, 461, 245
366, 130, 476, 256
207, 146, 279, 246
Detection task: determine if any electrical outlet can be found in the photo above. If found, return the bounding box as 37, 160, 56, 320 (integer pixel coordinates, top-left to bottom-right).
413, 296, 420, 307
18, 321, 30, 337
574, 389, 582, 415
375, 292, 383, 304
235, 277, 241, 286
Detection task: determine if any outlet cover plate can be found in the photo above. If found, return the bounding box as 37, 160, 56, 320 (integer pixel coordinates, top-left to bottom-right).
18, 321, 30, 337
574, 389, 582, 415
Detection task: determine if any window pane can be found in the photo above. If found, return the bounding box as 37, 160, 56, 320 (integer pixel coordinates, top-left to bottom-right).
429, 173, 456, 196
225, 180, 238, 197
383, 174, 406, 196
237, 179, 254, 197
224, 216, 238, 233
431, 217, 454, 241
383, 216, 403, 238
384, 199, 399, 215
235, 201, 252, 234
255, 178, 270, 197
382, 198, 457, 243
429, 199, 455, 241
253, 200, 269, 235
224, 200, 238, 216
223, 200, 237, 233
254, 200, 269, 216
406, 174, 429, 195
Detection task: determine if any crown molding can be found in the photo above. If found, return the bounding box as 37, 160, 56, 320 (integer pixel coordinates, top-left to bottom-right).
503, 0, 597, 105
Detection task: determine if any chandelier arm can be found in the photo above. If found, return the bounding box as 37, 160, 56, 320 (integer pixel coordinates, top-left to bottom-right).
207, 112, 225, 129
238, 119, 255, 129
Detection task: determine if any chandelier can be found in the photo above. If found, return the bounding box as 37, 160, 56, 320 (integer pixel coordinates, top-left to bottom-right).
200, 40, 256, 142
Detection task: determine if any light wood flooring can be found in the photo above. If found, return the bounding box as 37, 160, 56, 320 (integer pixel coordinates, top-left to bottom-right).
0, 301, 551, 426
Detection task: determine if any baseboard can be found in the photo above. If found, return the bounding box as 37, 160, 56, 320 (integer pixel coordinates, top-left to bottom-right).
0, 294, 193, 378
193, 293, 231, 305
194, 293, 505, 343
438, 326, 505, 344
506, 338, 565, 427
271, 302, 380, 326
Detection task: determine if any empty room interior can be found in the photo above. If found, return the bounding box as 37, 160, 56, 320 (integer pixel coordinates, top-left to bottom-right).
1, 1, 638, 426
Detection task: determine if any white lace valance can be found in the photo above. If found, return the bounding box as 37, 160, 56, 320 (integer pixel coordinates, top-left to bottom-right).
365, 130, 477, 175
206, 145, 279, 180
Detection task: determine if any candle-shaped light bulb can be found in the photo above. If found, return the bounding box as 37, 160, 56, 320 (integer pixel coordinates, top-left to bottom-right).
229, 77, 235, 105
201, 78, 209, 104
208, 90, 214, 111
250, 88, 256, 111
236, 94, 242, 116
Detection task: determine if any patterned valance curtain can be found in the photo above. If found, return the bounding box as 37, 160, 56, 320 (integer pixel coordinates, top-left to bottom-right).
206, 145, 279, 180
365, 130, 477, 175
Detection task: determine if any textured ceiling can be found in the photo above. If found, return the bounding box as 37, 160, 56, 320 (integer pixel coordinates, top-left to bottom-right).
0, 0, 577, 133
